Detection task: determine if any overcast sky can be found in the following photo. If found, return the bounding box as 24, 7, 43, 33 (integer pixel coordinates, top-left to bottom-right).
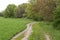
0, 0, 28, 12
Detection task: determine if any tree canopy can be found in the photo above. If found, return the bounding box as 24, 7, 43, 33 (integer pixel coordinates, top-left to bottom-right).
3, 4, 17, 18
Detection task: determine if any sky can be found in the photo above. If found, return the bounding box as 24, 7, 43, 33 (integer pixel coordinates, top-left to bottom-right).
0, 0, 29, 12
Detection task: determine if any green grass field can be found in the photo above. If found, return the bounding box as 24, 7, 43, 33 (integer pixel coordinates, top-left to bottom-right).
39, 22, 60, 40
28, 22, 60, 40
0, 17, 32, 40
0, 17, 60, 40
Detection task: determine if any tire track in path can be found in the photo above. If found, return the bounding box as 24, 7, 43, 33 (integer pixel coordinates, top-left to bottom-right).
11, 22, 35, 40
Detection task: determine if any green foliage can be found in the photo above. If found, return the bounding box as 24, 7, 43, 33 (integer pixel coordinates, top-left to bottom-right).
25, 4, 33, 18
53, 5, 60, 30
16, 3, 27, 18
0, 17, 32, 40
39, 0, 56, 21
25, 0, 56, 21
3, 4, 17, 18
25, 3, 42, 21
0, 12, 3, 17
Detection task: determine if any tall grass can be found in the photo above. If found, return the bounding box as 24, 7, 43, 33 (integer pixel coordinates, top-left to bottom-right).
0, 17, 32, 40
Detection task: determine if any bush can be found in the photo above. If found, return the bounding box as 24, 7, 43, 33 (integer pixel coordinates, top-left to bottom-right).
0, 12, 3, 17
53, 19, 60, 29
53, 5, 60, 30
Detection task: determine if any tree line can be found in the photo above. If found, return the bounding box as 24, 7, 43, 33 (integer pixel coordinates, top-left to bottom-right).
0, 0, 60, 30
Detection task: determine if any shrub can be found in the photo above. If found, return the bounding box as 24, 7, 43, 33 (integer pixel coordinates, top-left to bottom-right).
0, 12, 3, 17
53, 5, 60, 30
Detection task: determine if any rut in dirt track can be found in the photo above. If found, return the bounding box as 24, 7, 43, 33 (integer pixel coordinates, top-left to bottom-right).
11, 22, 35, 40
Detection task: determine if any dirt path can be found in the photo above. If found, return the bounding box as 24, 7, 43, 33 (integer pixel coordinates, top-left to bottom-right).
40, 28, 51, 40
11, 22, 35, 40
40, 25, 51, 40
21, 23, 35, 40
44, 34, 51, 40
11, 22, 51, 40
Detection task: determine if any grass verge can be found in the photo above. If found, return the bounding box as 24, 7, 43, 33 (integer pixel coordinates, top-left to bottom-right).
28, 22, 60, 40
39, 22, 60, 40
28, 22, 45, 40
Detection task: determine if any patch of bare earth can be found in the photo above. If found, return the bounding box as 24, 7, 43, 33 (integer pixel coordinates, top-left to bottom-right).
44, 34, 51, 40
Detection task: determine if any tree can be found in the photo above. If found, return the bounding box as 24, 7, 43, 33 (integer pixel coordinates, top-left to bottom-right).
25, 0, 42, 21
36, 0, 56, 21
16, 3, 27, 18
4, 4, 17, 18
53, 0, 60, 30
29, 0, 56, 21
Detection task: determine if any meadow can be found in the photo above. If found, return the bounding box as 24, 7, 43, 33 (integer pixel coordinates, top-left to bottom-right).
0, 17, 60, 40
39, 22, 60, 40
0, 17, 32, 40
28, 22, 60, 40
